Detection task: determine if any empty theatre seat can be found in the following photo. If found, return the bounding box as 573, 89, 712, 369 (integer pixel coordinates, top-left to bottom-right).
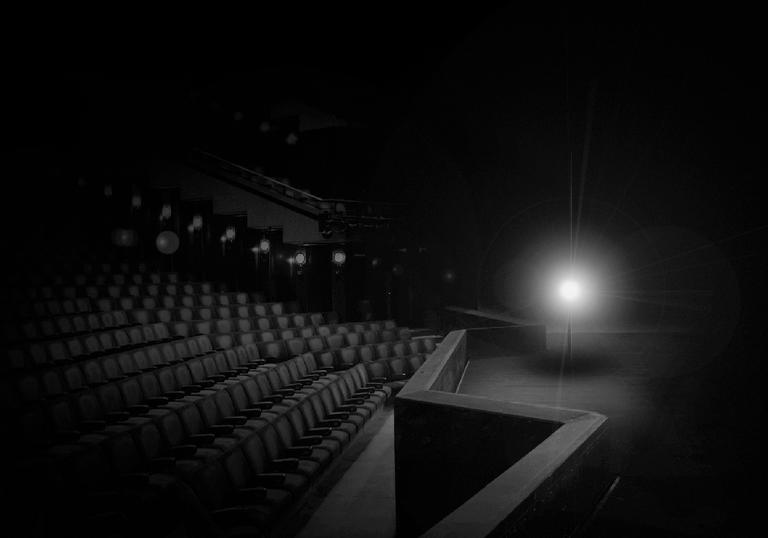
2, 247, 440, 537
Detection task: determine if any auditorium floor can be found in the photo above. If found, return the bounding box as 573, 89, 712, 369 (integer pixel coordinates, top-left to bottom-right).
293, 408, 397, 538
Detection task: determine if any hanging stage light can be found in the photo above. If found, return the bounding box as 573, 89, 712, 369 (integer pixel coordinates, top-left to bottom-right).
192, 214, 204, 230
294, 250, 307, 266
259, 238, 271, 254
160, 204, 172, 221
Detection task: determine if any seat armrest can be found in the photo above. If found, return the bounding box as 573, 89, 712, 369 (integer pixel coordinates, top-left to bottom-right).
343, 398, 365, 405
210, 424, 235, 435
366, 382, 384, 389
127, 404, 149, 415
149, 457, 177, 474
270, 458, 299, 471
252, 474, 286, 487
170, 444, 198, 458
163, 391, 186, 400
273, 388, 295, 396
285, 446, 312, 457
294, 435, 323, 446
355, 387, 376, 394
327, 412, 350, 420
181, 384, 202, 393
207, 374, 225, 382
318, 419, 341, 428
252, 401, 274, 410
221, 415, 248, 426
197, 379, 215, 388
297, 379, 313, 386
263, 395, 284, 403
370, 377, 388, 383
240, 408, 262, 418
336, 405, 360, 413
188, 434, 215, 446
105, 411, 131, 423
146, 396, 170, 407
308, 427, 332, 436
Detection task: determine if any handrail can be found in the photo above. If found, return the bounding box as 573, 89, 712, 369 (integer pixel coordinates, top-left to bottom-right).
395, 326, 608, 537
192, 149, 403, 209
196, 149, 325, 201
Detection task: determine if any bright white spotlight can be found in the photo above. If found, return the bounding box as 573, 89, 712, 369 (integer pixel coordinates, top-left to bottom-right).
559, 279, 582, 303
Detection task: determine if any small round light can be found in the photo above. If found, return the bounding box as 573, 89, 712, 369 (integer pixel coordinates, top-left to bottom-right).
259, 239, 271, 254
332, 250, 346, 266
295, 251, 307, 266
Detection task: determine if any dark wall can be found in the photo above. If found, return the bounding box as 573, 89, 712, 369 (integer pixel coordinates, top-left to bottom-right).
395, 401, 559, 537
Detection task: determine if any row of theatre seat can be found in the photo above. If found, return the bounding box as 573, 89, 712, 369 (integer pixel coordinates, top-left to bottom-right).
4, 325, 431, 406
4, 303, 334, 344
8, 261, 155, 286
22, 269, 179, 289
4, 317, 406, 371
13, 273, 187, 300
3, 262, 440, 536
8, 339, 437, 536
7, 291, 285, 321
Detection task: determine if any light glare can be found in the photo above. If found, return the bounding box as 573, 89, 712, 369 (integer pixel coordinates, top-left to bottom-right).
559, 279, 582, 302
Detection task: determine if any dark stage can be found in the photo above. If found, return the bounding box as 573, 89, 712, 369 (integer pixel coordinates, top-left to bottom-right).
460, 327, 758, 536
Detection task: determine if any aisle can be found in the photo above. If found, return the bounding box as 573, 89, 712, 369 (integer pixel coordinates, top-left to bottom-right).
295, 410, 397, 538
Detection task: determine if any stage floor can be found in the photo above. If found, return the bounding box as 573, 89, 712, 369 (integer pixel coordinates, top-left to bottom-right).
458, 329, 745, 537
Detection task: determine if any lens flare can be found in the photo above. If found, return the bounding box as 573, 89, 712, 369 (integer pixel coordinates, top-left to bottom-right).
559, 279, 582, 303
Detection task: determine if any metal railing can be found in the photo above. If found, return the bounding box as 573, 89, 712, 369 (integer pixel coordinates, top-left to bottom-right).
189, 149, 403, 224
